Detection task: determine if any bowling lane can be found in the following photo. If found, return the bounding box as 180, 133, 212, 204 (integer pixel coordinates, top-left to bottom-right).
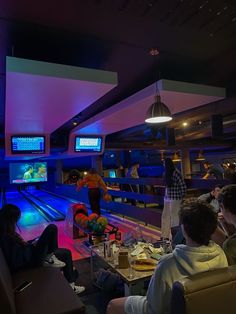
5, 191, 48, 227
28, 189, 77, 215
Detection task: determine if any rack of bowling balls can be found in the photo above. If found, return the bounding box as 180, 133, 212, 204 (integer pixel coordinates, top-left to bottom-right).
73, 203, 118, 244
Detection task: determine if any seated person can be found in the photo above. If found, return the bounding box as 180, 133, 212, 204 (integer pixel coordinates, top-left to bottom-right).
219, 184, 236, 265
202, 161, 224, 180
223, 163, 236, 183
198, 185, 222, 213
209, 185, 236, 247
0, 204, 85, 294
107, 199, 228, 314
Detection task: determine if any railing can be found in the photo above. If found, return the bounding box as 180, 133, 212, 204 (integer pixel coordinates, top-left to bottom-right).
52, 178, 165, 227
49, 177, 229, 228
185, 178, 231, 190
103, 177, 165, 207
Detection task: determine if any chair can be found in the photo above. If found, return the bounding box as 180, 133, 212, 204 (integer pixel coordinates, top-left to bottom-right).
0, 248, 85, 314
170, 265, 236, 314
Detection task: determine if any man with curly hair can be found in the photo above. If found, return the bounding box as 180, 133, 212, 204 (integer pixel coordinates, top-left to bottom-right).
107, 199, 228, 314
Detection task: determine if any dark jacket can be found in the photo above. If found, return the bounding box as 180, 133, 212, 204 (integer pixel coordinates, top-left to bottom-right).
0, 234, 33, 272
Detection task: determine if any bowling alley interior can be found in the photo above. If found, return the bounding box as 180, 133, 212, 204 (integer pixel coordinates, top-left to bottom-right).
1, 1, 236, 314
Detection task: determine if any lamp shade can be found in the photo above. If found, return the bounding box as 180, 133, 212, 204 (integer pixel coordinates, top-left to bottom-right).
145, 95, 172, 123
172, 152, 181, 162
196, 150, 205, 161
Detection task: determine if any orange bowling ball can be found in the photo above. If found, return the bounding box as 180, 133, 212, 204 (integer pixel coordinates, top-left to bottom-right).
103, 193, 112, 202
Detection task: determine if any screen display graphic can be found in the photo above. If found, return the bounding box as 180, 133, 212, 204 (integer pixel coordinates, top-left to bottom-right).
109, 170, 117, 178
11, 136, 45, 154
9, 162, 47, 184
75, 136, 102, 153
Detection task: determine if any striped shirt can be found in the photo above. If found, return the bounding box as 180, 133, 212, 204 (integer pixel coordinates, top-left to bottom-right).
165, 170, 187, 200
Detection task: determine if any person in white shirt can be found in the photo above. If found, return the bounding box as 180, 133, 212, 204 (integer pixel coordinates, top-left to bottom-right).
161, 158, 187, 240
106, 199, 228, 314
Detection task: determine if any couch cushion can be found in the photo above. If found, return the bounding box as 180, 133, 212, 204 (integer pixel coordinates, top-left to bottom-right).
13, 267, 85, 314
171, 265, 236, 314
0, 248, 16, 314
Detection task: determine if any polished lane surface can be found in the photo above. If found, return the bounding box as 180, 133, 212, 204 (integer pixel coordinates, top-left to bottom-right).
28, 189, 77, 215
5, 191, 48, 227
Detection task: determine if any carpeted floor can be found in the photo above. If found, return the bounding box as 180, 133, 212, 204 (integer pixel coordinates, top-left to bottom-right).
74, 256, 124, 314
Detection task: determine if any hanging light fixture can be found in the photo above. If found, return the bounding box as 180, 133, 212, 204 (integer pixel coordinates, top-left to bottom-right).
195, 150, 205, 161
145, 78, 172, 123
172, 151, 181, 162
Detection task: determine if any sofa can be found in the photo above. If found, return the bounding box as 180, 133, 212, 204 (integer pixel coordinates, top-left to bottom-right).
0, 248, 85, 314
170, 265, 236, 314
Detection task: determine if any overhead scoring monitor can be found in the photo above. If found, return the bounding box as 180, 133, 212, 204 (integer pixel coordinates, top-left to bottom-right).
74, 136, 102, 153
11, 136, 45, 154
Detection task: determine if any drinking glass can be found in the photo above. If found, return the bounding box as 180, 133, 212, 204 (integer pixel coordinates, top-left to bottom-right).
113, 251, 119, 267
127, 252, 135, 279
160, 239, 172, 254
98, 242, 104, 255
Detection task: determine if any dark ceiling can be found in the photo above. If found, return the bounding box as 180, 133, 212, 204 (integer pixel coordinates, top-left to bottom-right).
0, 0, 236, 153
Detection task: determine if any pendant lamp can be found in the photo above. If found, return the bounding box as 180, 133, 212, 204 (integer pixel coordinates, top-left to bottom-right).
172, 151, 181, 162
195, 150, 205, 161
145, 91, 172, 123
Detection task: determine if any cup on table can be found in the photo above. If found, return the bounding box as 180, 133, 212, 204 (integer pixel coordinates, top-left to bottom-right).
160, 240, 172, 254
113, 251, 119, 266
118, 251, 129, 269
98, 242, 104, 254
127, 252, 135, 279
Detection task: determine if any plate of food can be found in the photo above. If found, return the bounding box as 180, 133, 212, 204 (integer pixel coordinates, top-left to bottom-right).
131, 258, 157, 271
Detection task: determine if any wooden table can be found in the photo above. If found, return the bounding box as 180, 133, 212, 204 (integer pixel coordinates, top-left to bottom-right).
90, 245, 155, 296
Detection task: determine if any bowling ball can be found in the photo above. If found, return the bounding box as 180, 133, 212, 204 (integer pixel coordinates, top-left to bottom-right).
92, 223, 98, 232
81, 216, 89, 228
72, 203, 87, 216
96, 224, 105, 235
103, 193, 112, 202
88, 213, 99, 221
93, 222, 104, 235
74, 213, 85, 224
84, 218, 90, 228
97, 217, 108, 227
87, 220, 95, 230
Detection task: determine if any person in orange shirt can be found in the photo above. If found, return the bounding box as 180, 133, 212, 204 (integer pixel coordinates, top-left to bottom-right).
76, 168, 108, 215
